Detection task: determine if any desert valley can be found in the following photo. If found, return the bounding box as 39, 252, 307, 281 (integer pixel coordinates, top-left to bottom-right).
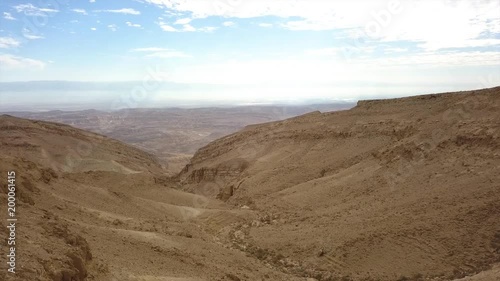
1, 87, 499, 281
7, 104, 353, 174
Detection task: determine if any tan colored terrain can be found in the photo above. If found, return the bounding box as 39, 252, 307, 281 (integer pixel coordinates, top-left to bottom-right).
1, 87, 500, 281
179, 86, 500, 280
11, 104, 353, 174
0, 115, 298, 281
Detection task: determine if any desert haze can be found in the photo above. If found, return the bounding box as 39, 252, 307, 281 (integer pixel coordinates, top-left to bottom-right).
0, 87, 499, 281
7, 104, 353, 174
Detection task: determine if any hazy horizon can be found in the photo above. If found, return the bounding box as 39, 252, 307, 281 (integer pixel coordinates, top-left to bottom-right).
1, 0, 499, 110
1, 80, 498, 112
0, 80, 361, 111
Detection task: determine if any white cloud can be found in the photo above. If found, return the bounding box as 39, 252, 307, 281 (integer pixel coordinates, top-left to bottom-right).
108, 24, 118, 32
158, 22, 177, 32
418, 38, 500, 51
281, 20, 334, 31
157, 21, 216, 32
143, 0, 500, 50
90, 27, 97, 31
71, 9, 88, 15
182, 24, 196, 32
258, 23, 272, 28
97, 8, 140, 15
364, 51, 500, 68
0, 37, 20, 49
174, 18, 192, 25
304, 46, 500, 68
0, 54, 45, 69
305, 46, 375, 57
147, 52, 190, 59
164, 59, 351, 85
132, 47, 167, 52
126, 22, 141, 28
90, 0, 96, 2
157, 48, 500, 88
383, 47, 408, 54
131, 47, 191, 58
374, 1, 500, 51
304, 48, 340, 56
3, 12, 16, 20
23, 34, 44, 40
223, 21, 235, 27
198, 26, 217, 32
142, 0, 376, 23
13, 3, 59, 16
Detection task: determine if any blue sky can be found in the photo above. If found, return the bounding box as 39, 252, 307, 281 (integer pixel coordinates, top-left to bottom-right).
0, 0, 499, 107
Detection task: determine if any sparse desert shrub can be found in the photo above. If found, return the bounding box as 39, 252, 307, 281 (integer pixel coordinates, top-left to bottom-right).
320, 168, 327, 177
225, 273, 241, 281
255, 248, 268, 260
340, 275, 353, 281
410, 273, 424, 280
40, 168, 58, 183
18, 188, 35, 205
21, 177, 39, 192
317, 248, 326, 257
271, 253, 285, 264
491, 231, 500, 253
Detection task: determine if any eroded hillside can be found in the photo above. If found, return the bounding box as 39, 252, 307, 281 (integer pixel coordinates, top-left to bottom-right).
1, 87, 499, 281
179, 87, 500, 280
10, 104, 353, 174
0, 115, 300, 281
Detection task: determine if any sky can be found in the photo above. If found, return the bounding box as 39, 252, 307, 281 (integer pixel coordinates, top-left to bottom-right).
0, 0, 499, 109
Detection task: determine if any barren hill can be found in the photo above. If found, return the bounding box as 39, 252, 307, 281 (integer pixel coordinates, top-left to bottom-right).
0, 115, 300, 281
1, 87, 500, 281
9, 104, 353, 174
179, 86, 500, 280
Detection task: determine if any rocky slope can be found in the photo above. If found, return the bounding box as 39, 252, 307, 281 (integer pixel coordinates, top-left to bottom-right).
1, 86, 499, 281
179, 86, 500, 280
0, 115, 301, 281
10, 104, 353, 174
